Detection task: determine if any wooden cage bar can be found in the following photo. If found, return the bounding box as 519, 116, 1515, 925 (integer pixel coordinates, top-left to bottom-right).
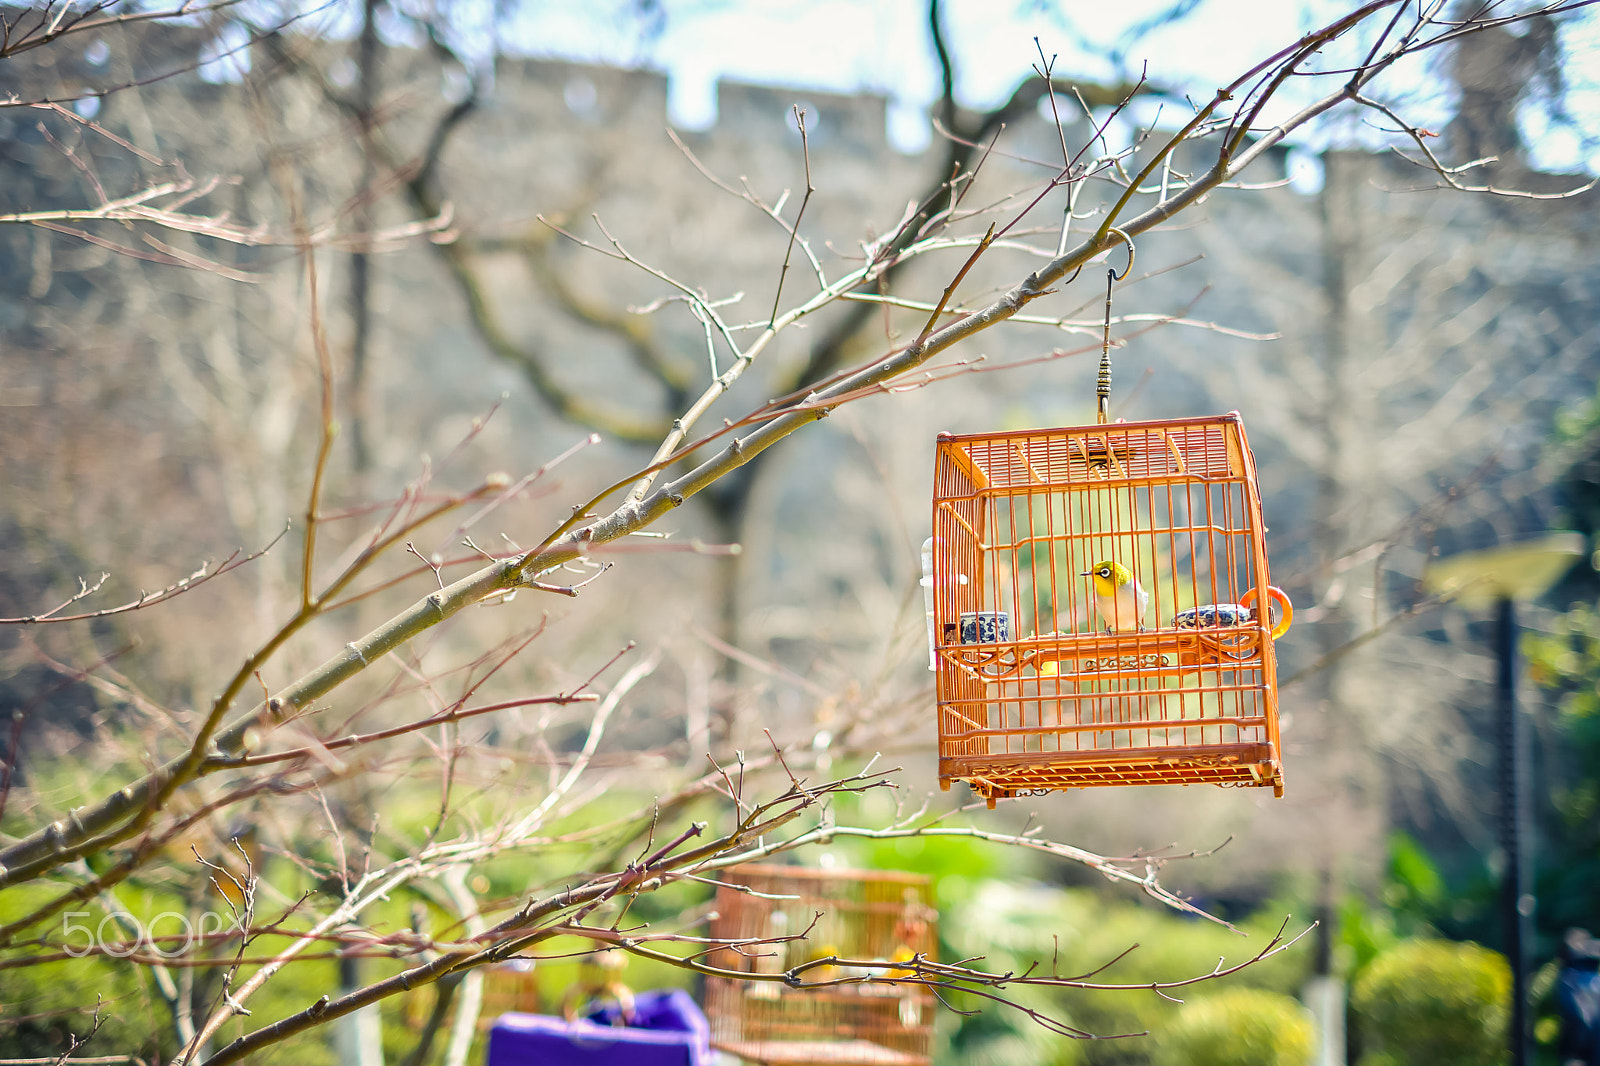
705, 866, 938, 1066
931, 413, 1287, 806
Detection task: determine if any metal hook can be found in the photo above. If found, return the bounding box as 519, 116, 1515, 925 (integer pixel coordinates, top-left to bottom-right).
1107, 226, 1135, 281
1061, 225, 1135, 289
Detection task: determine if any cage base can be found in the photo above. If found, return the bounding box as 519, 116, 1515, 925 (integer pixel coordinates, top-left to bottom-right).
712, 1038, 930, 1066
940, 742, 1284, 807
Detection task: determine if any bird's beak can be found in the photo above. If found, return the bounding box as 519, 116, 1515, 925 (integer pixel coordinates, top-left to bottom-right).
1079, 569, 1091, 577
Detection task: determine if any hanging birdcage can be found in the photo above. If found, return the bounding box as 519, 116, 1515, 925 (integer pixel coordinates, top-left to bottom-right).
705, 865, 938, 1066
926, 413, 1292, 807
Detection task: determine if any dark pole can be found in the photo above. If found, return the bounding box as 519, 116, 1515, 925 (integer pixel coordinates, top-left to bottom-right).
1496, 594, 1530, 1066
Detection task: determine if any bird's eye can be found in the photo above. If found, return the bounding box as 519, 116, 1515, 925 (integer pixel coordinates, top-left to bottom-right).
1098, 567, 1110, 577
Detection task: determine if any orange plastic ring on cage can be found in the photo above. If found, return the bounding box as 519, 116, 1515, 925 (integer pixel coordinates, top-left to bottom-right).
1240, 586, 1293, 640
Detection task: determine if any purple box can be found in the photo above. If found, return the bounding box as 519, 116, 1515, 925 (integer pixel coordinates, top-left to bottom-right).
487, 989, 710, 1066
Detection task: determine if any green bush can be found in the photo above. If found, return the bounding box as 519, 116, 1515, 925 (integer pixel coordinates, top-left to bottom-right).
1153, 987, 1315, 1066
1350, 939, 1509, 1066
934, 880, 1314, 1065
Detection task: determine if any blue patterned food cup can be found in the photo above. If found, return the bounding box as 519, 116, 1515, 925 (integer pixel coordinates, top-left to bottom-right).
958, 611, 1010, 644
1172, 603, 1254, 629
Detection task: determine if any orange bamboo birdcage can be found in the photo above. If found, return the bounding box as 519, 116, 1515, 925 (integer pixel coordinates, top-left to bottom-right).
705, 865, 938, 1066
927, 413, 1292, 807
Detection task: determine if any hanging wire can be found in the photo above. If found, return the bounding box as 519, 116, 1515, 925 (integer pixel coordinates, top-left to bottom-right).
1097, 268, 1114, 425
1095, 227, 1134, 426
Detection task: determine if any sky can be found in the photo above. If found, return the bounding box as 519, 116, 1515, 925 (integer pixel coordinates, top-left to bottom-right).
496, 0, 1600, 173
507, 0, 1320, 144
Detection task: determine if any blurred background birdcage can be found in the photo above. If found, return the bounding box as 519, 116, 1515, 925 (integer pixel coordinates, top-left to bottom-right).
705, 865, 938, 1066
930, 414, 1290, 805
478, 959, 543, 1022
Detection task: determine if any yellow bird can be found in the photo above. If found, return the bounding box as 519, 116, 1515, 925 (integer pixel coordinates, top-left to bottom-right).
1083, 560, 1148, 632
884, 943, 920, 980
801, 943, 842, 984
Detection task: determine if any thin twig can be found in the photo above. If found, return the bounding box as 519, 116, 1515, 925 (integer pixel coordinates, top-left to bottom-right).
769, 106, 816, 327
